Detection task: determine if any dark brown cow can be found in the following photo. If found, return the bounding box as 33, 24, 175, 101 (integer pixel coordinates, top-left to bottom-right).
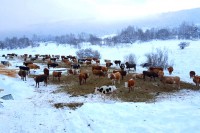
43, 68, 49, 79
143, 71, 158, 81
125, 62, 136, 71
18, 70, 26, 81
189, 71, 196, 78
167, 66, 174, 75
79, 72, 89, 85
52, 71, 62, 82
34, 74, 48, 88
114, 60, 121, 66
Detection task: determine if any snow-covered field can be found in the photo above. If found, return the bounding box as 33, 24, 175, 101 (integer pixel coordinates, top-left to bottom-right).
0, 40, 200, 133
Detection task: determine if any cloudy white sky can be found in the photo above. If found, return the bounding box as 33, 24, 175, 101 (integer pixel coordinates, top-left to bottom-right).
0, 0, 200, 33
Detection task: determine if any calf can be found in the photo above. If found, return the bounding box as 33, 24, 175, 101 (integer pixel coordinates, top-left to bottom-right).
126, 78, 135, 92
143, 71, 158, 81
95, 85, 117, 94
18, 70, 26, 81
108, 72, 121, 85
167, 66, 174, 75
43, 68, 49, 79
52, 71, 62, 82
159, 75, 180, 89
79, 72, 89, 85
189, 71, 196, 78
34, 74, 48, 88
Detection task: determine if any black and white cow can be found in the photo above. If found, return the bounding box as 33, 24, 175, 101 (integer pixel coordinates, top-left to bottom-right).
94, 85, 117, 94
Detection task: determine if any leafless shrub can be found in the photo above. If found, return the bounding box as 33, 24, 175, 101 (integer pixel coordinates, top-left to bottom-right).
76, 48, 101, 59
145, 48, 173, 69
124, 53, 137, 64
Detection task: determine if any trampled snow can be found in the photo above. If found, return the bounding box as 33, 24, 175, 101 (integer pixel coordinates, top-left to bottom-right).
0, 40, 200, 133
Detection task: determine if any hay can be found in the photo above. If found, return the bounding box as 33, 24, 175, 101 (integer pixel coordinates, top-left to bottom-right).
0, 69, 17, 77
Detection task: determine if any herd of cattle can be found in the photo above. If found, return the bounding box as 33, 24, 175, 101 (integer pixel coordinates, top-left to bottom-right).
1, 53, 200, 95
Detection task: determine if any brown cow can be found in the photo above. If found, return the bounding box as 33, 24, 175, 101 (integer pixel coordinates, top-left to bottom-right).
18, 70, 26, 81
189, 71, 196, 78
149, 67, 163, 74
167, 66, 174, 75
159, 75, 180, 89
79, 72, 89, 85
108, 72, 121, 85
34, 74, 48, 88
132, 73, 143, 79
43, 68, 49, 79
113, 70, 127, 80
127, 78, 135, 93
106, 62, 113, 67
92, 69, 106, 77
193, 76, 200, 86
27, 64, 40, 69
52, 71, 62, 82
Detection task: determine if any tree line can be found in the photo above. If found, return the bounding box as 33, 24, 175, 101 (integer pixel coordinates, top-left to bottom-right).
0, 22, 200, 50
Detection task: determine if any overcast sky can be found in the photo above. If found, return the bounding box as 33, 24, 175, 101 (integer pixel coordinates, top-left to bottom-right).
0, 0, 200, 32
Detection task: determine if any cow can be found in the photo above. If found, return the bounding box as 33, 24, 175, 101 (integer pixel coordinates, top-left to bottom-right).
114, 60, 121, 66
132, 73, 143, 79
18, 70, 26, 81
23, 61, 33, 66
149, 67, 163, 74
67, 69, 80, 75
27, 64, 40, 69
92, 65, 102, 71
125, 62, 136, 71
113, 70, 127, 80
106, 62, 113, 67
143, 71, 158, 81
34, 74, 48, 88
120, 63, 125, 71
71, 64, 80, 69
167, 66, 174, 75
43, 68, 49, 79
92, 70, 106, 77
47, 63, 59, 69
141, 63, 152, 68
108, 72, 121, 85
52, 71, 62, 82
1, 61, 11, 67
126, 78, 135, 93
94, 85, 117, 94
193, 76, 200, 86
19, 66, 30, 75
79, 72, 89, 85
159, 75, 180, 89
189, 71, 196, 78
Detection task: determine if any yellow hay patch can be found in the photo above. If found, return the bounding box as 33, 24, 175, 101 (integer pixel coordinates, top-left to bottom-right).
0, 69, 17, 78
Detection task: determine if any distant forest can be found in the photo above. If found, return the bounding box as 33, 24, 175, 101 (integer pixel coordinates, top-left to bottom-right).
0, 22, 199, 50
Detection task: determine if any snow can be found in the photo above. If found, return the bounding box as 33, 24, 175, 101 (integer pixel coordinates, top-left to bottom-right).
0, 40, 200, 133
